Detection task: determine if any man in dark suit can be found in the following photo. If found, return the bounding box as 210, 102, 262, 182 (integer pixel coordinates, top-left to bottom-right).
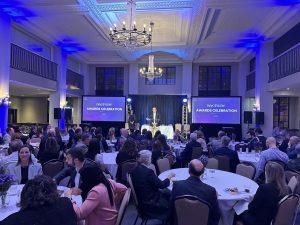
214, 136, 240, 173
150, 106, 160, 126
53, 147, 93, 195
180, 132, 202, 165
172, 159, 220, 225
128, 110, 136, 132
255, 128, 267, 150
131, 150, 175, 220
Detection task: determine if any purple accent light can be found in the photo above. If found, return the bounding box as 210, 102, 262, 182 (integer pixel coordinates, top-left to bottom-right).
57, 40, 85, 54
0, 0, 36, 21
274, 0, 300, 5
234, 33, 271, 49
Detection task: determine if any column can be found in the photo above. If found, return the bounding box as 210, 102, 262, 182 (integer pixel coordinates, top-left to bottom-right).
0, 13, 11, 136
128, 63, 139, 94
255, 42, 273, 136
182, 62, 193, 124
49, 47, 67, 129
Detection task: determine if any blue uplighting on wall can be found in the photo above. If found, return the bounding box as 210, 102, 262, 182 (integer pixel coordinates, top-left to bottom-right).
234, 33, 271, 50
57, 39, 86, 54
274, 0, 300, 5
0, 0, 36, 21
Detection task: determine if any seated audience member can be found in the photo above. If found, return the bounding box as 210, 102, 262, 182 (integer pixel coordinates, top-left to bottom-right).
172, 159, 220, 225
287, 143, 300, 173
238, 162, 289, 225
28, 126, 37, 139
94, 127, 108, 152
75, 132, 92, 154
214, 136, 240, 173
65, 166, 127, 225
7, 145, 42, 184
1, 175, 77, 225
254, 137, 289, 180
173, 129, 184, 143
157, 134, 172, 155
208, 130, 226, 152
286, 136, 300, 159
54, 148, 92, 194
152, 140, 164, 173
1, 140, 37, 170
38, 128, 56, 156
85, 138, 103, 165
116, 138, 138, 183
107, 127, 116, 141
272, 122, 288, 144
246, 131, 259, 151
116, 128, 129, 151
131, 150, 175, 220
195, 130, 207, 152
3, 127, 14, 144
181, 132, 202, 165
153, 130, 161, 139
55, 127, 62, 143
39, 137, 60, 165
255, 128, 267, 150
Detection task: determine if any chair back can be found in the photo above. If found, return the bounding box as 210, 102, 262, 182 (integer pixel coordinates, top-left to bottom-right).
206, 158, 218, 170
285, 170, 300, 194
236, 163, 256, 179
174, 195, 209, 225
192, 147, 203, 160
127, 174, 139, 207
115, 188, 131, 225
175, 124, 182, 132
148, 163, 157, 175
288, 176, 298, 193
42, 159, 64, 178
121, 160, 137, 184
214, 155, 230, 172
157, 157, 170, 174
165, 154, 176, 166
272, 194, 300, 225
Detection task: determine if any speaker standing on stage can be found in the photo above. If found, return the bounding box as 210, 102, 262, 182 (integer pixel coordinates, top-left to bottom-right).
150, 106, 160, 126
128, 111, 136, 132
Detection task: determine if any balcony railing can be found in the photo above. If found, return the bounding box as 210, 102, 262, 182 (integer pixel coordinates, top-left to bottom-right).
246, 71, 255, 91
67, 69, 83, 90
269, 43, 300, 82
10, 44, 57, 81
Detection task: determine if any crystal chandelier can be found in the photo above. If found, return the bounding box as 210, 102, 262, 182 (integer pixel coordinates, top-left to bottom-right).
139, 25, 163, 81
109, 0, 152, 49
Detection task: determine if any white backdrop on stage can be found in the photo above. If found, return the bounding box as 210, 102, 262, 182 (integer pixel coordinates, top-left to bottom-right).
141, 124, 174, 139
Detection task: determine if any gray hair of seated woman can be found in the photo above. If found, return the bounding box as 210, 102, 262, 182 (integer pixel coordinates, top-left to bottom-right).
137, 150, 152, 166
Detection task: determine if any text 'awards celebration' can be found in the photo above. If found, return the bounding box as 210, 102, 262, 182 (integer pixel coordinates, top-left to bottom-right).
1, 0, 300, 225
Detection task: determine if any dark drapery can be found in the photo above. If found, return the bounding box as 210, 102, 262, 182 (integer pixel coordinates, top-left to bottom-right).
129, 95, 184, 125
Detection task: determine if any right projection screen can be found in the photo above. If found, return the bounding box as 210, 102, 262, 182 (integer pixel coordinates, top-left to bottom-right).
192, 97, 241, 124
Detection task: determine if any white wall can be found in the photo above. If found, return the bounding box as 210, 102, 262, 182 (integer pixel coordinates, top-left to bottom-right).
10, 97, 48, 123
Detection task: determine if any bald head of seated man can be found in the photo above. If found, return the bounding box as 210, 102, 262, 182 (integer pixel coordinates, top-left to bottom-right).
188, 159, 205, 177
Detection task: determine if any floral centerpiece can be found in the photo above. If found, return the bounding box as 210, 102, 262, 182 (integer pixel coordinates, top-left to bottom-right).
0, 168, 14, 207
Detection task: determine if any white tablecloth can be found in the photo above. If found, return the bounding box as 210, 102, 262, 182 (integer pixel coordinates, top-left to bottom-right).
0, 185, 82, 221
170, 143, 186, 157
102, 152, 118, 178
238, 152, 260, 166
141, 124, 174, 139
159, 168, 258, 225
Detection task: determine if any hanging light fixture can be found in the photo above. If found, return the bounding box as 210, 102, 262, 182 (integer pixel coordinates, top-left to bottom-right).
139, 22, 163, 81
109, 0, 152, 49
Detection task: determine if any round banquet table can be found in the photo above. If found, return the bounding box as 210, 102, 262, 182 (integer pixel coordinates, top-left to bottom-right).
102, 152, 118, 178
0, 185, 82, 221
159, 168, 258, 225
238, 152, 260, 166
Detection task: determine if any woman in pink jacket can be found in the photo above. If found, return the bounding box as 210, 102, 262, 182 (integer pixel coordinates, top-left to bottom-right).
66, 166, 127, 225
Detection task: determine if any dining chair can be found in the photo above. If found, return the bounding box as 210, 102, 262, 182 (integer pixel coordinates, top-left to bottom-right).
288, 176, 298, 193
174, 195, 209, 225
214, 155, 231, 172
236, 163, 256, 180
157, 158, 170, 174
191, 147, 203, 160
121, 160, 138, 185
115, 188, 131, 225
272, 194, 300, 225
42, 159, 64, 178
148, 163, 157, 175
206, 158, 218, 170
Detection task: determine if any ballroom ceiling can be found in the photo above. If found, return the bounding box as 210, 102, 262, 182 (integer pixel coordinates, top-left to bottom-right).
5, 0, 300, 64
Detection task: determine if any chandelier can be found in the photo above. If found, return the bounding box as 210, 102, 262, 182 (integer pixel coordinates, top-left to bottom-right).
109, 0, 152, 49
139, 29, 163, 81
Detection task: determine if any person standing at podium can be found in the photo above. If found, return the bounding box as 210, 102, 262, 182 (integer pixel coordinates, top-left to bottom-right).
150, 106, 160, 127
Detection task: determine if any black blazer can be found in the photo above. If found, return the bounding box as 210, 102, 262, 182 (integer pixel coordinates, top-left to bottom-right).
150, 113, 161, 126
241, 182, 285, 225
130, 164, 170, 215
257, 135, 267, 150
0, 197, 77, 225
172, 176, 220, 225
214, 147, 240, 173
180, 140, 202, 164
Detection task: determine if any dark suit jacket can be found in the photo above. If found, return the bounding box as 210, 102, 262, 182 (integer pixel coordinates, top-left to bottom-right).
172, 176, 220, 225
257, 135, 267, 150
0, 197, 77, 225
130, 164, 170, 217
53, 160, 91, 187
128, 114, 136, 130
214, 147, 240, 173
241, 182, 284, 225
150, 113, 161, 126
181, 140, 202, 164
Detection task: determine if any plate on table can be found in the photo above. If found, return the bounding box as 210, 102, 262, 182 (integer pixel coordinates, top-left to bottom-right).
224, 187, 240, 195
